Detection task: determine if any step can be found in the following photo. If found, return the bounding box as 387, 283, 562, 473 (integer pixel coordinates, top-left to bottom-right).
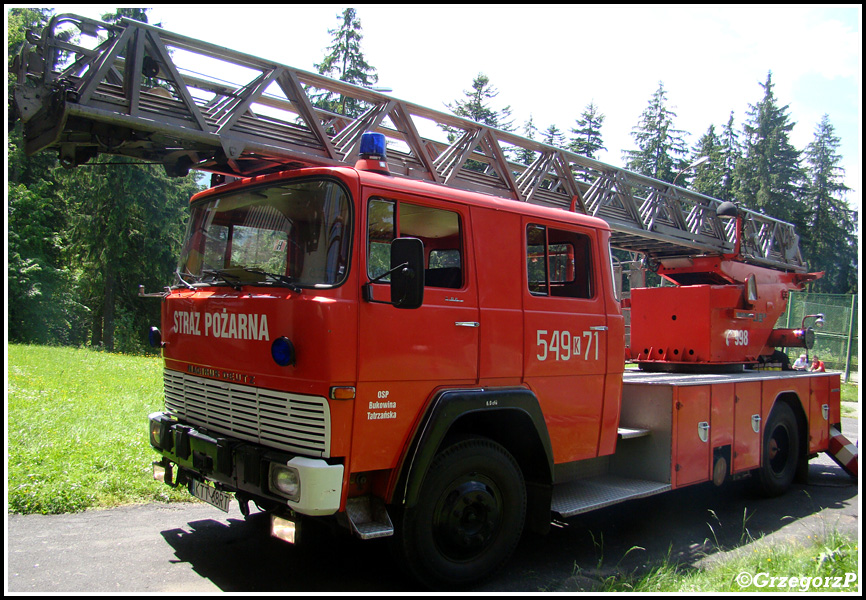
551, 475, 671, 518
618, 426, 651, 439
345, 496, 394, 539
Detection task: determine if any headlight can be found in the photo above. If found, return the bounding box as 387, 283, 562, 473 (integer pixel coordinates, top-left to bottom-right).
270, 464, 300, 501
148, 413, 173, 451
149, 419, 162, 447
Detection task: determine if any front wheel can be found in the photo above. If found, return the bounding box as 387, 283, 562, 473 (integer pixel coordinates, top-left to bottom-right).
754, 402, 800, 497
398, 437, 526, 589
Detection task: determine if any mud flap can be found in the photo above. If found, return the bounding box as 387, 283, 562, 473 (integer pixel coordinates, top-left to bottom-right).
827, 426, 858, 478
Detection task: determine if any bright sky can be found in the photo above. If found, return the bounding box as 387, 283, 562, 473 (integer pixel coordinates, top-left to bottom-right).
25, 5, 864, 215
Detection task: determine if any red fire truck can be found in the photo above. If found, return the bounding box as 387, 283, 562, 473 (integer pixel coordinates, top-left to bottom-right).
12, 14, 857, 589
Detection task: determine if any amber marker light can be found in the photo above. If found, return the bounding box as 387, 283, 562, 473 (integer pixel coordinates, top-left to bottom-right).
330, 386, 356, 400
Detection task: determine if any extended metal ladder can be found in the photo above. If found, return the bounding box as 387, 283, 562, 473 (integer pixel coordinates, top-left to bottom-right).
12, 13, 806, 272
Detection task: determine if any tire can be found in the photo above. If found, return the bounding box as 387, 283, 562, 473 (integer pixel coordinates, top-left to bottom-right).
754, 402, 800, 497
398, 437, 526, 589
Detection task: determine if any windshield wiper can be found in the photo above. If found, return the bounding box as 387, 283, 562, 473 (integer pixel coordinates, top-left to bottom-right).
242, 268, 302, 293
202, 269, 244, 291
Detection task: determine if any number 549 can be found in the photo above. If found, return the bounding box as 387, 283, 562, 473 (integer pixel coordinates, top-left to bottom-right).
536, 329, 599, 362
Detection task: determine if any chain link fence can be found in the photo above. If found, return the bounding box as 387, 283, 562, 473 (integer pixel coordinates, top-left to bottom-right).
779, 292, 858, 382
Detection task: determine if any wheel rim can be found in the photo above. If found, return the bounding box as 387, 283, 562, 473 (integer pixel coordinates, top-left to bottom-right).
432, 474, 502, 561
768, 424, 791, 475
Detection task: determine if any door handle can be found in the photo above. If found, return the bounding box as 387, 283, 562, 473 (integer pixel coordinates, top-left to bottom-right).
455, 322, 480, 327
589, 325, 608, 331
698, 421, 710, 443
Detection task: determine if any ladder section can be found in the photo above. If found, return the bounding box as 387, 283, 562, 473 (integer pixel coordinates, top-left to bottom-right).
12, 13, 805, 272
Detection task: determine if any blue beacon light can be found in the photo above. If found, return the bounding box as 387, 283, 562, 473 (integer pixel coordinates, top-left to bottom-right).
271, 336, 296, 367
356, 132, 389, 174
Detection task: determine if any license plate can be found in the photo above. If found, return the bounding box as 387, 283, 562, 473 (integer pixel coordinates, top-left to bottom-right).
190, 479, 232, 513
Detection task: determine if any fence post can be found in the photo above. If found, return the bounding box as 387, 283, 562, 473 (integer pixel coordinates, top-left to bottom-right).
844, 294, 856, 383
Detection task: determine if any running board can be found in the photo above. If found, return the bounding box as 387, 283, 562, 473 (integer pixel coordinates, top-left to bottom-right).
551, 475, 671, 518
345, 495, 394, 539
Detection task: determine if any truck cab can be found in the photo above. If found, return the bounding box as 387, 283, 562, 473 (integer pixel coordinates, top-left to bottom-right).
149, 157, 623, 587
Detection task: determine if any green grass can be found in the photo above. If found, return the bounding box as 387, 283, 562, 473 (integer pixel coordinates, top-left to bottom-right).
594, 530, 858, 593
840, 382, 859, 418
7, 344, 190, 514
840, 382, 858, 404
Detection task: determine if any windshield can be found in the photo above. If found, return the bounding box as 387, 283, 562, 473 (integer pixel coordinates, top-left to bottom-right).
178, 178, 351, 288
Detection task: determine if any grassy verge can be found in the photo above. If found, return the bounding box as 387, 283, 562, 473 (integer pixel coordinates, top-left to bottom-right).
840, 381, 858, 418
593, 530, 858, 592
840, 382, 858, 404
7, 344, 190, 514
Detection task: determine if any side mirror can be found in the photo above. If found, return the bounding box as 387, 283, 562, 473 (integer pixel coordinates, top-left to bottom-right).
390, 237, 424, 309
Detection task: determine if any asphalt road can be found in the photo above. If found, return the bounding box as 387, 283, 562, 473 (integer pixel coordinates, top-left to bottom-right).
6, 417, 858, 593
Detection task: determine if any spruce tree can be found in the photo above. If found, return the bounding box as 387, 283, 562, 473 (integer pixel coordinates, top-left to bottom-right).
444, 73, 514, 132
689, 125, 725, 198
443, 73, 515, 168
63, 158, 200, 352
516, 115, 539, 165
801, 115, 857, 292
569, 101, 606, 159
314, 8, 379, 117
717, 112, 741, 202
542, 124, 567, 150
623, 82, 689, 183
734, 72, 804, 225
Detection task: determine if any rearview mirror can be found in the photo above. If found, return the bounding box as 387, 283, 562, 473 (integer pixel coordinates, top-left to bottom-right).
390, 237, 424, 309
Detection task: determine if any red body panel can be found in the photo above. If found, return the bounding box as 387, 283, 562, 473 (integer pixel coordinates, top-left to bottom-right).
625, 371, 836, 491
808, 376, 832, 453
732, 381, 761, 472
472, 207, 524, 386
673, 385, 711, 487
521, 217, 610, 462
162, 288, 358, 394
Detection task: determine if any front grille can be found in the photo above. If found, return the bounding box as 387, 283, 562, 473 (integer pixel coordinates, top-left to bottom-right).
163, 369, 331, 457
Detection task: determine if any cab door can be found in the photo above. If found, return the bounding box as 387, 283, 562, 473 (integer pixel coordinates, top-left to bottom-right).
354, 189, 479, 471
522, 219, 608, 463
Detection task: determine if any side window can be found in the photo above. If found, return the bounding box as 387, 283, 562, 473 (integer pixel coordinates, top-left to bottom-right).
367, 198, 395, 280
526, 224, 593, 298
367, 197, 463, 289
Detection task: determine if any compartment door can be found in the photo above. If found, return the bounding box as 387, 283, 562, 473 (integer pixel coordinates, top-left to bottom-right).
675, 386, 711, 487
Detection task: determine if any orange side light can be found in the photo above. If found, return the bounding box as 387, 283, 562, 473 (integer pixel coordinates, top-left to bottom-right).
330, 386, 356, 400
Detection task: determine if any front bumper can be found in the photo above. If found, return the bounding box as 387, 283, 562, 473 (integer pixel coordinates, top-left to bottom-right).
148, 412, 344, 516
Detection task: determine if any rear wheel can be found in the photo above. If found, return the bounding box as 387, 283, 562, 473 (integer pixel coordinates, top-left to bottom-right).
754, 402, 800, 497
398, 437, 526, 589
